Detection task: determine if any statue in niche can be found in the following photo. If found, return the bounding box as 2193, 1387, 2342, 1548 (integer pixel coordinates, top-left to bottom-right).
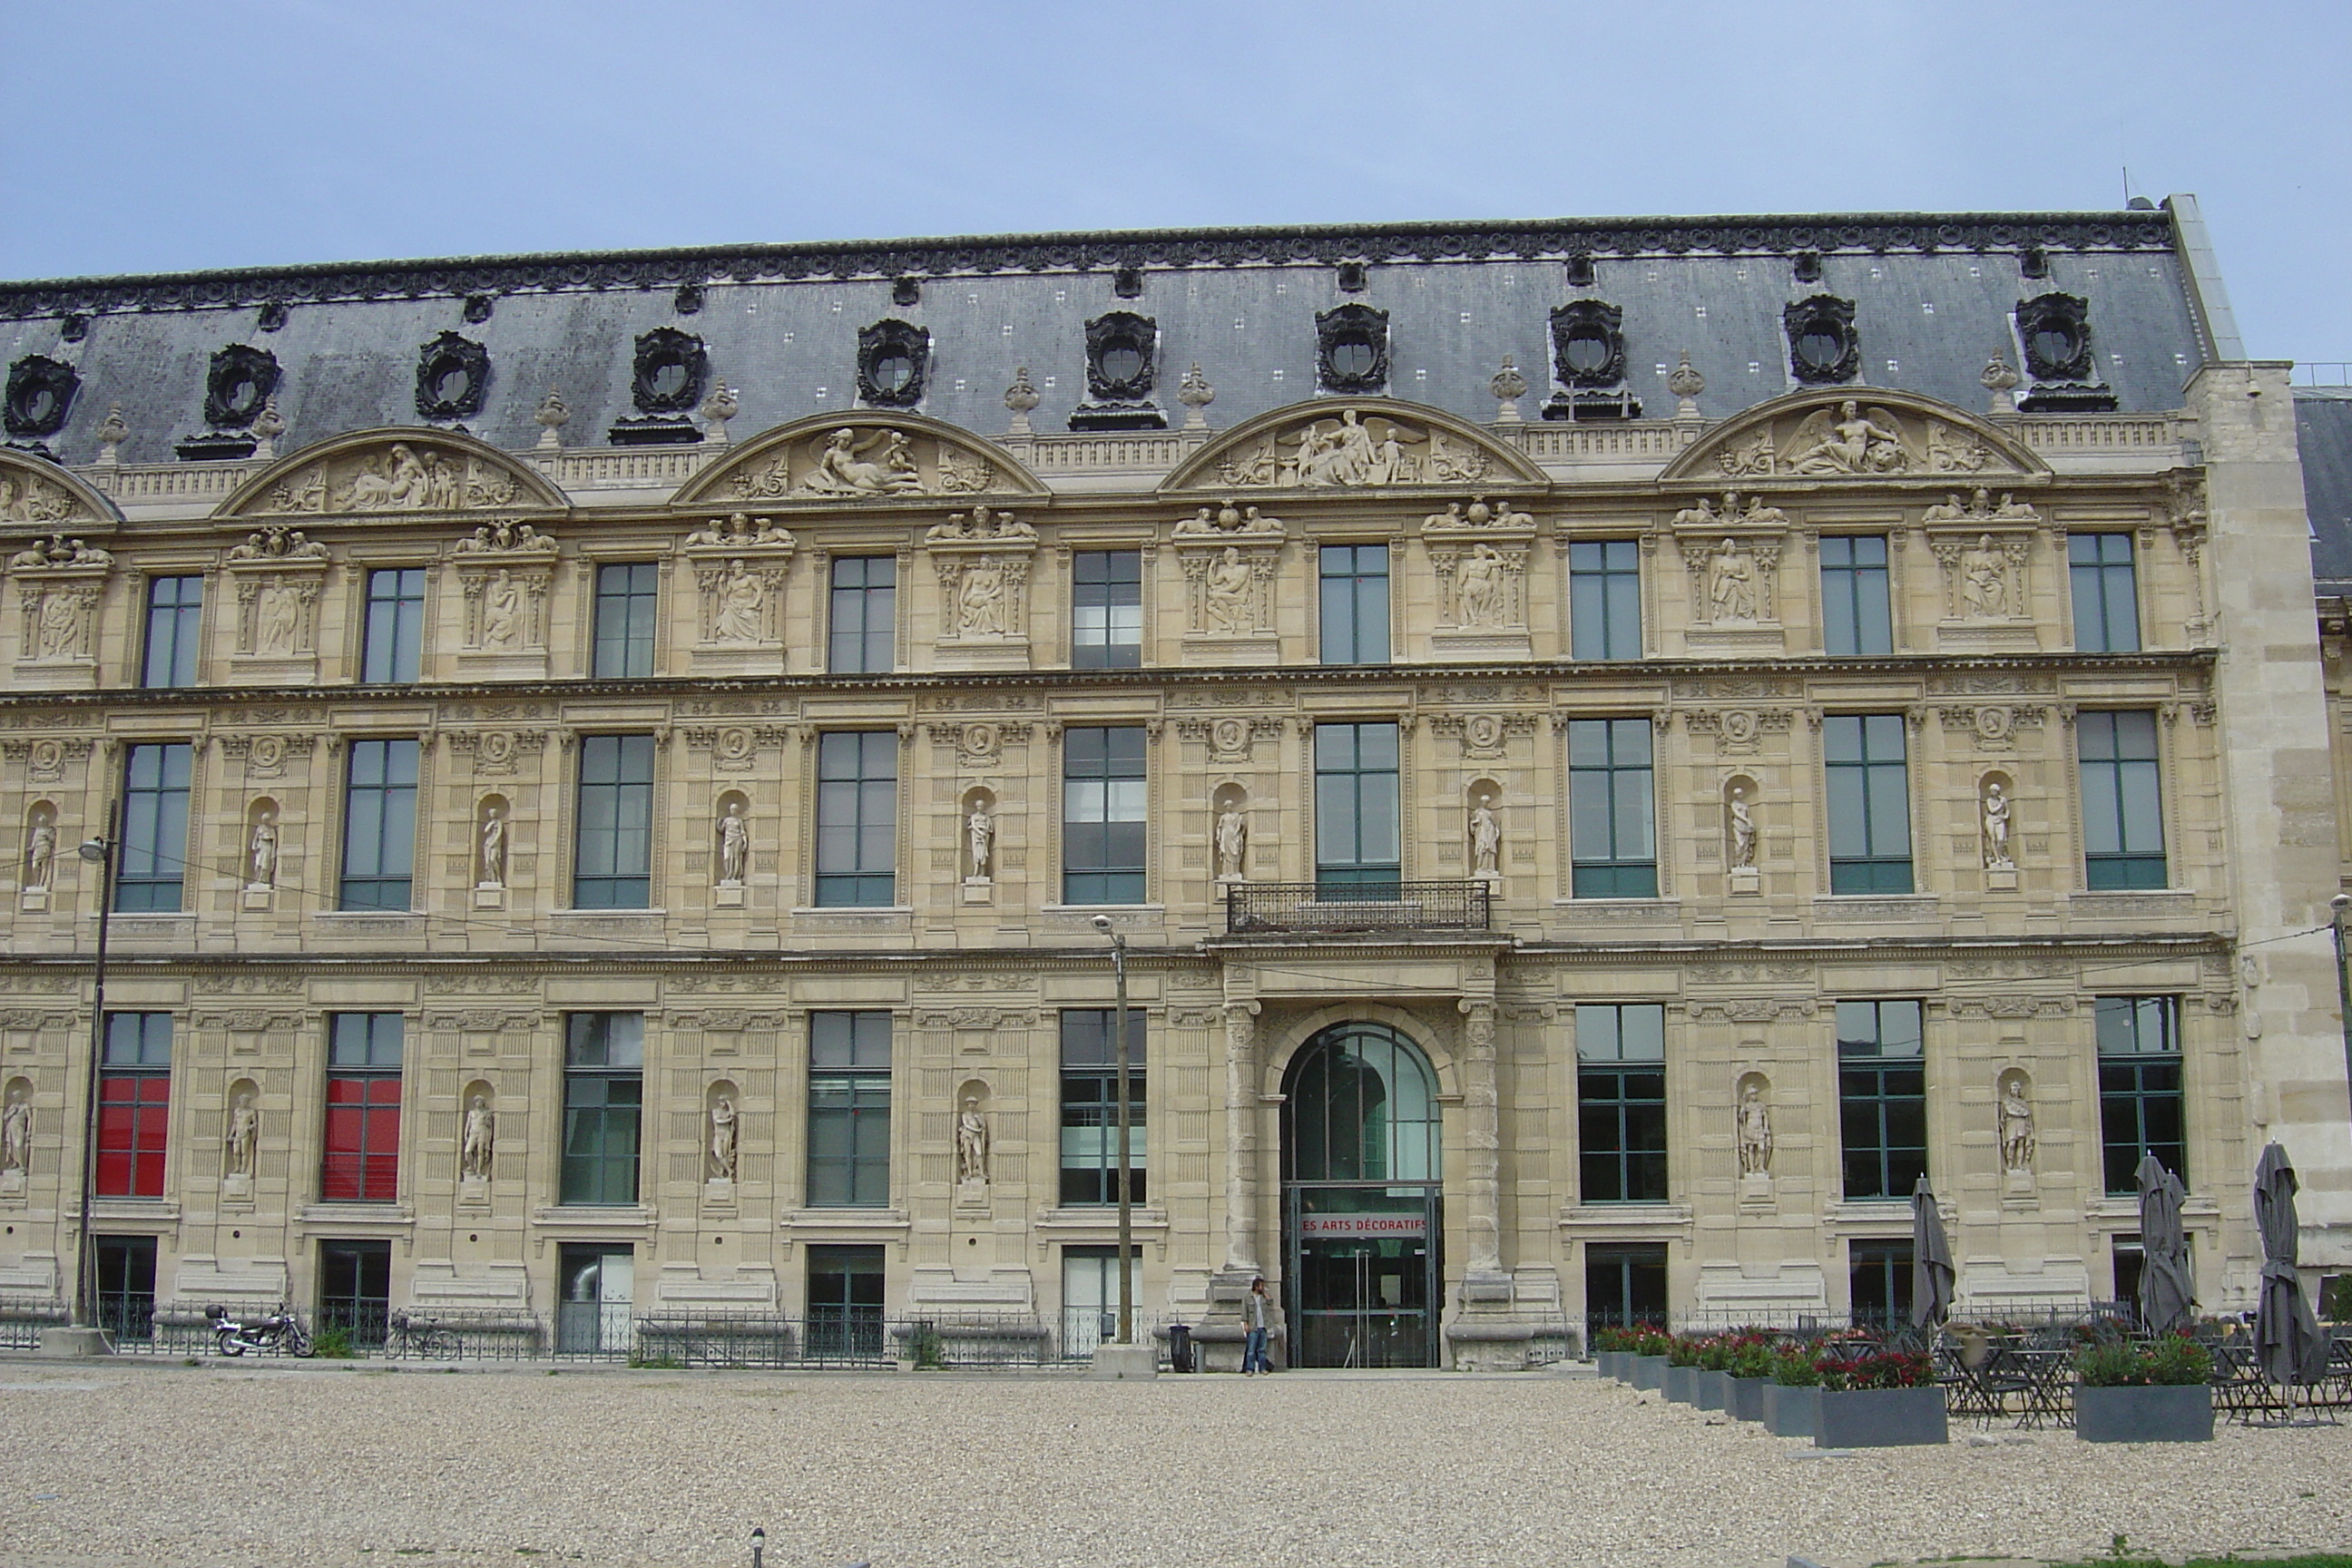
478, 804, 507, 888
255, 579, 302, 655
712, 561, 768, 644
224, 1092, 259, 1179
247, 813, 279, 888
956, 1096, 990, 1185
1708, 538, 1757, 622
1736, 1082, 1773, 1176
34, 593, 85, 660
1455, 543, 1509, 627
708, 1096, 739, 1181
2, 1083, 30, 1175
1468, 797, 1501, 878
1203, 546, 1253, 633
1214, 803, 1248, 881
801, 427, 924, 495
965, 804, 995, 881
480, 568, 524, 648
716, 799, 750, 887
460, 1094, 495, 1181
1981, 780, 2014, 869
957, 555, 1012, 636
1961, 534, 2009, 618
1998, 1077, 2035, 1172
1727, 785, 1757, 869
1788, 399, 1906, 475
24, 816, 55, 891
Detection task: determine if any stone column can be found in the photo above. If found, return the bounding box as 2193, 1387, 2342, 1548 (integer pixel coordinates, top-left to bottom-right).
1221, 1001, 1261, 1274
1459, 999, 1504, 1279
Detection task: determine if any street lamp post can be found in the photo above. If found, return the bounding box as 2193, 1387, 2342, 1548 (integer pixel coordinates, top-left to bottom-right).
2332, 895, 2352, 1112
71, 804, 118, 1336
1092, 915, 1133, 1348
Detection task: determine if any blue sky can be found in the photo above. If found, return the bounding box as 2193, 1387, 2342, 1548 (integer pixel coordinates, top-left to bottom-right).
4, 0, 2345, 368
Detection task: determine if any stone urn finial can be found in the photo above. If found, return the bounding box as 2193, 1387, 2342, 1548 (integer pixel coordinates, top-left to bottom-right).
1489, 356, 1526, 423
700, 379, 739, 445
534, 387, 571, 449
1004, 366, 1041, 434
1668, 350, 1705, 418
94, 403, 129, 466
1981, 348, 2021, 415
250, 395, 286, 460
1177, 363, 1215, 430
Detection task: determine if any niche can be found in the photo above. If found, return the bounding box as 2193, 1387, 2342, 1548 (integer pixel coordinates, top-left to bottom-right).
242, 798, 281, 898
1210, 782, 1250, 884
21, 801, 57, 904
1, 1074, 33, 1190
962, 788, 997, 887
222, 1076, 262, 1190
1722, 775, 1759, 890
713, 789, 752, 897
1465, 779, 1503, 881
459, 1081, 497, 1187
705, 1079, 741, 1183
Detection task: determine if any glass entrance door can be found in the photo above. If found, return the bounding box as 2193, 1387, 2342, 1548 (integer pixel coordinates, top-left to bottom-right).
556, 1244, 634, 1356
1285, 1184, 1439, 1368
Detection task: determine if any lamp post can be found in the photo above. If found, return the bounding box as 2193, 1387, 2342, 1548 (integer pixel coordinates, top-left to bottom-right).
71, 803, 118, 1336
1091, 914, 1133, 1347
2332, 895, 2352, 1111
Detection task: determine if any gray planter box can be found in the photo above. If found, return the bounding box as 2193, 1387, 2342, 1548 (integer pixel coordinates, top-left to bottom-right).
1630, 1355, 1665, 1389
1761, 1381, 1818, 1438
1596, 1350, 1625, 1379
1815, 1386, 1949, 1448
2074, 1383, 2213, 1444
1695, 1369, 1730, 1410
1662, 1363, 1700, 1403
1728, 1375, 1770, 1422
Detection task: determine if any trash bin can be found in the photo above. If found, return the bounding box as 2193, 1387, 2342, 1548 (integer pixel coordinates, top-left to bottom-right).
1168, 1322, 1194, 1373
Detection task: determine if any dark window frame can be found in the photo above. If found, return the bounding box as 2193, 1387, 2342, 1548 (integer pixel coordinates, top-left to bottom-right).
2080, 710, 2167, 890
2069, 533, 2141, 652
560, 1013, 643, 1207
807, 1011, 892, 1209
1318, 543, 1390, 665
322, 1013, 404, 1204
361, 566, 427, 684
592, 561, 660, 679
573, 733, 655, 909
117, 741, 191, 912
1819, 534, 1893, 657
339, 737, 419, 911
1070, 549, 1142, 669
828, 556, 897, 674
1837, 999, 1926, 1200
1059, 1008, 1147, 1207
97, 1012, 172, 1199
142, 574, 204, 689
814, 730, 897, 907
1567, 717, 1658, 897
1824, 714, 1913, 894
1062, 725, 1147, 906
2097, 995, 2185, 1194
1313, 720, 1401, 891
1569, 538, 1642, 660
1575, 1004, 1668, 1203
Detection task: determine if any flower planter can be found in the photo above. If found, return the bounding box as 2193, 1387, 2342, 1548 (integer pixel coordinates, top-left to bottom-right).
1761, 1382, 1818, 1438
1814, 1386, 1948, 1448
1596, 1350, 1625, 1379
1630, 1355, 1665, 1390
1662, 1364, 1700, 1403
1728, 1375, 1770, 1422
1694, 1369, 1730, 1410
2073, 1383, 2213, 1444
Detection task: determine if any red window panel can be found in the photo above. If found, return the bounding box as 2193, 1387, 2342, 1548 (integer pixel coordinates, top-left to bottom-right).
322, 1073, 401, 1202
97, 1072, 170, 1197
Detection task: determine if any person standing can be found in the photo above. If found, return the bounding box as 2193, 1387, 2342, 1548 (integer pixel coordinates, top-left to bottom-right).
1242, 1277, 1273, 1375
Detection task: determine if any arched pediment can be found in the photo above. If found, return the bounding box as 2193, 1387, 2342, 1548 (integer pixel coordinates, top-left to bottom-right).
1661, 388, 2050, 484
1162, 398, 1544, 494
672, 412, 1048, 508
217, 428, 567, 519
0, 450, 122, 529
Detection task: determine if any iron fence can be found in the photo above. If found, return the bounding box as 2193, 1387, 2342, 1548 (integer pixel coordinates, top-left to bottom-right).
385, 1307, 544, 1361
1225, 880, 1491, 936
0, 1296, 65, 1350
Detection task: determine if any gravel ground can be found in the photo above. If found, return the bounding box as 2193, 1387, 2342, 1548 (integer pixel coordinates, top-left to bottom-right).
0, 1359, 2346, 1568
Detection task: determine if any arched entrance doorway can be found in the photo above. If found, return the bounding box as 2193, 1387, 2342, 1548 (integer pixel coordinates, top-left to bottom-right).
1280, 1022, 1442, 1367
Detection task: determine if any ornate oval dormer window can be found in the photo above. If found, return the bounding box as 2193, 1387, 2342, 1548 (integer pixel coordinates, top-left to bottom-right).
632, 327, 708, 415
415, 332, 491, 421
1070, 311, 1166, 432
857, 318, 929, 409
205, 344, 280, 428
4, 356, 78, 440
1782, 295, 1858, 385
1544, 301, 1640, 422
1316, 303, 1388, 395
2015, 292, 2094, 382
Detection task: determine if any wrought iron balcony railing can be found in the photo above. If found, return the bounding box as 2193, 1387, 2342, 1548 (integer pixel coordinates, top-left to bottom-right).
1222, 880, 1491, 936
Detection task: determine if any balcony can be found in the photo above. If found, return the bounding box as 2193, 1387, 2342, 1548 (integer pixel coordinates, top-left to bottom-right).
1222, 881, 1491, 936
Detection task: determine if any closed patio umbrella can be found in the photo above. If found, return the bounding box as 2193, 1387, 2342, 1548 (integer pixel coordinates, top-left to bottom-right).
1910, 1175, 1955, 1328
2252, 1142, 2327, 1391
2134, 1152, 2194, 1335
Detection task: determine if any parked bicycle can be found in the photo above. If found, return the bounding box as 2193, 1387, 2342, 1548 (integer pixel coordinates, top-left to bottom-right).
388, 1309, 462, 1359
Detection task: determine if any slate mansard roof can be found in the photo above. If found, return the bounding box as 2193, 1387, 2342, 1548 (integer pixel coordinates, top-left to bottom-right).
3, 209, 2213, 468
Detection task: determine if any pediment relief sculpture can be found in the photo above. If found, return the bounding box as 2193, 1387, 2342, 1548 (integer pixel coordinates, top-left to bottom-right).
0, 458, 106, 526
1164, 399, 1544, 494
690, 416, 1043, 506
1669, 491, 1788, 533
1664, 391, 2044, 485
227, 432, 559, 517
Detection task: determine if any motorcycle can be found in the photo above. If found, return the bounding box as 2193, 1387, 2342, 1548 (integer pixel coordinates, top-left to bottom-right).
206, 1303, 313, 1357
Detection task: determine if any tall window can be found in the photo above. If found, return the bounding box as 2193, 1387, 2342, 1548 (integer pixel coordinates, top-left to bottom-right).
322, 1014, 403, 1203
592, 562, 659, 678
1314, 721, 1400, 890
340, 738, 418, 910
573, 734, 654, 909
1060, 1008, 1146, 1206
94, 1236, 158, 1340
1586, 1242, 1668, 1328
2098, 996, 2184, 1194
318, 1240, 393, 1348
1071, 550, 1142, 669
1568, 718, 1657, 897
97, 1013, 172, 1198
828, 557, 896, 673
2081, 710, 2166, 889
815, 731, 897, 906
1819, 534, 1892, 656
1576, 1004, 1667, 1203
1063, 725, 1146, 904
1824, 714, 1912, 894
808, 1011, 891, 1208
117, 741, 191, 912
142, 575, 204, 688
2070, 534, 2140, 652
1318, 544, 1389, 664
1837, 999, 1926, 1200
1569, 539, 1642, 660
361, 567, 427, 683
560, 1014, 642, 1206
1849, 1240, 1916, 1329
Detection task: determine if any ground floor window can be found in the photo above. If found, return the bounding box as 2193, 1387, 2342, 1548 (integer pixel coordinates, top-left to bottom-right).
95, 1235, 158, 1341
1584, 1242, 1668, 1328
318, 1239, 392, 1348
1848, 1239, 1914, 1329
555, 1244, 634, 1357
1059, 1244, 1143, 1359
806, 1244, 885, 1362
